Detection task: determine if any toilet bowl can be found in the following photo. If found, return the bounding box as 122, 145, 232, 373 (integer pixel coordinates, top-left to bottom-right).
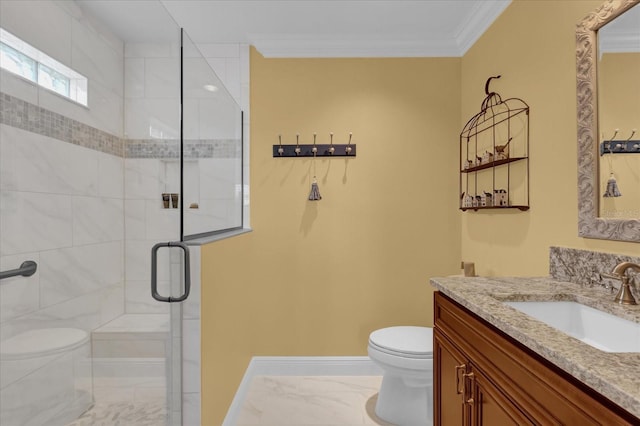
368, 326, 433, 426
0, 328, 93, 426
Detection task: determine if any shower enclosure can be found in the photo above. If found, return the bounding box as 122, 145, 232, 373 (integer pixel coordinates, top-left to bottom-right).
0, 1, 243, 424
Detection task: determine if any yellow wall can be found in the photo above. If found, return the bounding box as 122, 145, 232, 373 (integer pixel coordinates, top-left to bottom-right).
201, 52, 462, 424
202, 1, 640, 423
598, 52, 640, 218
460, 0, 638, 277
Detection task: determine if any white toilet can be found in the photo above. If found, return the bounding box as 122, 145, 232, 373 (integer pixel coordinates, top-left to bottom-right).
368, 326, 433, 426
0, 328, 93, 426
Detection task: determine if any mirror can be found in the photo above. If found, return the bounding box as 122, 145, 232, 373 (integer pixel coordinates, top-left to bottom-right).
576, 0, 640, 242
597, 4, 640, 219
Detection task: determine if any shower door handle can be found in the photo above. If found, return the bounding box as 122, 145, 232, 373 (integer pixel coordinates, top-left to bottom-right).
151, 241, 191, 302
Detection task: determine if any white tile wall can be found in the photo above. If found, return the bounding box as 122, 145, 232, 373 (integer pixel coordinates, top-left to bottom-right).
2, 2, 250, 422
0, 125, 99, 196
0, 190, 73, 255
124, 158, 165, 200
0, 4, 125, 425
39, 241, 123, 308
124, 98, 180, 139
99, 154, 125, 198
71, 17, 124, 98
0, 70, 38, 105
72, 197, 124, 245
125, 58, 146, 99
0, 1, 73, 67
0, 253, 40, 322
145, 58, 181, 99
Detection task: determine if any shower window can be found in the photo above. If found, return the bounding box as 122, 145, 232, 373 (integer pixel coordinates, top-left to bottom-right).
0, 28, 88, 105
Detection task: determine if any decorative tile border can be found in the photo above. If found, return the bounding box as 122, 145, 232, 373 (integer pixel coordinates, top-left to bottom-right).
1, 92, 240, 159
1, 92, 123, 157
550, 246, 640, 287
125, 139, 241, 159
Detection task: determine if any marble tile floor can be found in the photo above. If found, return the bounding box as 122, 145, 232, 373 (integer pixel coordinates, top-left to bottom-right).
66, 376, 166, 426
65, 375, 393, 425
235, 375, 395, 426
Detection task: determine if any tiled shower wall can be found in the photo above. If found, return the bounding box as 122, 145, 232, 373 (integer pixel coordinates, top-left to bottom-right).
0, 0, 126, 343
1, 2, 248, 424
0, 0, 248, 321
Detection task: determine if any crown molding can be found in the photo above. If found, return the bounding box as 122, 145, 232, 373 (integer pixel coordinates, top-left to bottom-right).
455, 0, 511, 55
250, 35, 462, 58
251, 0, 512, 58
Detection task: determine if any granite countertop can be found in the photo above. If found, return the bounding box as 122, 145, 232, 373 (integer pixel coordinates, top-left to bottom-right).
430, 276, 640, 419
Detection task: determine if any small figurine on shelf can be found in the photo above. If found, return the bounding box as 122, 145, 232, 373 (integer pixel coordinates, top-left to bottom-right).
481, 191, 493, 207
495, 141, 510, 161
481, 151, 494, 165
494, 189, 508, 206
461, 192, 474, 208
473, 195, 482, 207
476, 155, 482, 167
464, 159, 473, 170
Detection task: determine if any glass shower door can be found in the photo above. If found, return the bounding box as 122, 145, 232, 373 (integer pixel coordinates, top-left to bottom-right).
120, 13, 186, 425
84, 1, 188, 424
181, 32, 244, 239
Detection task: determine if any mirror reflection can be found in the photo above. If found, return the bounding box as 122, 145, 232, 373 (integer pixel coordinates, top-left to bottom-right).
597, 3, 640, 219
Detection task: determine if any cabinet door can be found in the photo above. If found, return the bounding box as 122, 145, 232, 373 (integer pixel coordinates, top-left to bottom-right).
434, 329, 468, 426
469, 365, 534, 426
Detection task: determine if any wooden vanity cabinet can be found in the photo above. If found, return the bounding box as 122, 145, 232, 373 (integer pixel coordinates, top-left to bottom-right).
433, 292, 638, 425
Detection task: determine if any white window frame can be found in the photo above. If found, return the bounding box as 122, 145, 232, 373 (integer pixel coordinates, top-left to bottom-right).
0, 28, 88, 106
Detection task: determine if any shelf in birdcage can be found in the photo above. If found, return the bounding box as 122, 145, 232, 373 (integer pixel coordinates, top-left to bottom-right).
461, 157, 527, 173
460, 205, 530, 212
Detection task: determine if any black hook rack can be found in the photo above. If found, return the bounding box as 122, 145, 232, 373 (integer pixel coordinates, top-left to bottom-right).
273, 133, 357, 157
600, 140, 640, 156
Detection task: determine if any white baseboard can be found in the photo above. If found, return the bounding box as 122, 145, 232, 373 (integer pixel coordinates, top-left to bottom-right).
222, 356, 381, 426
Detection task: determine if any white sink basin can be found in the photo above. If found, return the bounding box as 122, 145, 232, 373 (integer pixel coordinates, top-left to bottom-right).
505, 301, 640, 353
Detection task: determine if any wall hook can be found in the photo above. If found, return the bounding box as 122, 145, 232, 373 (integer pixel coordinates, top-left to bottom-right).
312, 133, 318, 154
278, 134, 284, 156
295, 133, 301, 155
626, 129, 636, 141
328, 132, 335, 155
345, 132, 353, 155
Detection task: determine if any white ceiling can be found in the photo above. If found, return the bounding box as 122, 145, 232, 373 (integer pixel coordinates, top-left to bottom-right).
76, 0, 512, 57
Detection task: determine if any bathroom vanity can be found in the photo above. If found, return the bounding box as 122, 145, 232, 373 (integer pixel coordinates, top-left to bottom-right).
431, 276, 640, 425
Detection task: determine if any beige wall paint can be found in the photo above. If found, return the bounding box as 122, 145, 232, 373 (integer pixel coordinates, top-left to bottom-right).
201, 51, 462, 424
460, 0, 638, 277
202, 1, 640, 423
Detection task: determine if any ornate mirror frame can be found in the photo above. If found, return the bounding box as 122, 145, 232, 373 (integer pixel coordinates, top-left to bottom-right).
576, 0, 640, 242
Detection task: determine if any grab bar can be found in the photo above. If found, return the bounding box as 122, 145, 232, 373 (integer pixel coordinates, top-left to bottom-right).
0, 260, 38, 281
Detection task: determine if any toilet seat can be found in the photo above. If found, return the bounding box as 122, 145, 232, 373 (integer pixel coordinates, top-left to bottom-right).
369, 326, 433, 359
0, 328, 89, 360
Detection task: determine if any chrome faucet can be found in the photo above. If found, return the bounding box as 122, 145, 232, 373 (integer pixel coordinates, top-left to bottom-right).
605, 262, 640, 305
